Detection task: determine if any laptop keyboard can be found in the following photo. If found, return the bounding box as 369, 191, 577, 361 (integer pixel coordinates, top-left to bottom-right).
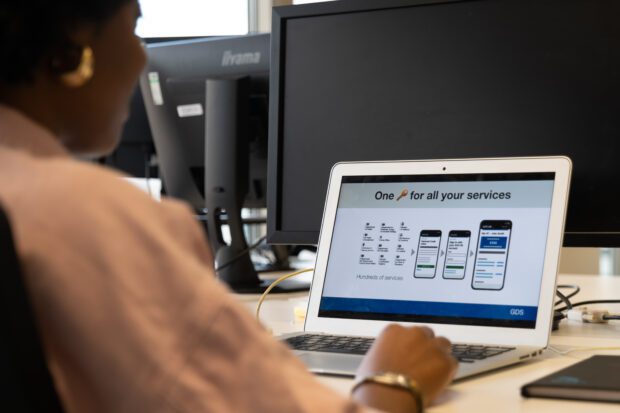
285, 334, 515, 363
286, 334, 374, 355
451, 343, 515, 363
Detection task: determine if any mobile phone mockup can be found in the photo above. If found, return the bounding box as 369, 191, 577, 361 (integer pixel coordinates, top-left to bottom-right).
442, 230, 471, 280
413, 230, 442, 279
471, 220, 512, 290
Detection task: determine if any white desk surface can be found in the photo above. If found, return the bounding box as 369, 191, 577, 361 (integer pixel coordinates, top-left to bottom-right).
235, 273, 620, 412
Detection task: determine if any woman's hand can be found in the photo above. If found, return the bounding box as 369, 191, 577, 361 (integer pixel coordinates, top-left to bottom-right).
352, 325, 457, 412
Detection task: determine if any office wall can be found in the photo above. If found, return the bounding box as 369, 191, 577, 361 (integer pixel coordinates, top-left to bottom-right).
559, 248, 600, 275
256, 0, 293, 33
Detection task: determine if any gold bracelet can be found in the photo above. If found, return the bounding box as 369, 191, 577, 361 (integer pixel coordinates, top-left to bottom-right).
351, 372, 424, 413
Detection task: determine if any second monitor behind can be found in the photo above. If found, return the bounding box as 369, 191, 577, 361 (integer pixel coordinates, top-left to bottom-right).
140, 34, 307, 293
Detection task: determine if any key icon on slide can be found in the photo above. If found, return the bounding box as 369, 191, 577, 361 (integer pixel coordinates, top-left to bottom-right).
396, 189, 408, 201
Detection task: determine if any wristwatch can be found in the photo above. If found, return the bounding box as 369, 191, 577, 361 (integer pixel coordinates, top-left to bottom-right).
351, 372, 424, 413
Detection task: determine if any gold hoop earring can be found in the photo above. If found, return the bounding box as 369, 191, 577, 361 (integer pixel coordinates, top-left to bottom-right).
60, 46, 95, 88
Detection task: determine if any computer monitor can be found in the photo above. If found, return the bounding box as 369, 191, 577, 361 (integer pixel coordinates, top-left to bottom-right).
140, 34, 306, 293
141, 34, 269, 211
101, 88, 157, 178
268, 0, 620, 247
101, 38, 196, 178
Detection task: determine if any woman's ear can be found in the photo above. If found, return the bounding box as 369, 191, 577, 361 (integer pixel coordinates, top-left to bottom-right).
47, 27, 97, 87
51, 46, 95, 88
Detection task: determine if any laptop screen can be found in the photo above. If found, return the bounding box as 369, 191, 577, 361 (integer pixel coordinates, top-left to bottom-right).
319, 172, 555, 329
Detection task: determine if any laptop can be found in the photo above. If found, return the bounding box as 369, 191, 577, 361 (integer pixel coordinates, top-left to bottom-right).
281, 157, 572, 380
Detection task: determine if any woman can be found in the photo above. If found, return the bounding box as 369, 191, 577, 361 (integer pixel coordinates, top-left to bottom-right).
0, 1, 456, 412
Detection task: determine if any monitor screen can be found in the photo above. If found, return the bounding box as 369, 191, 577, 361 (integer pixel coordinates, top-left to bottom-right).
268, 0, 620, 246
319, 172, 556, 329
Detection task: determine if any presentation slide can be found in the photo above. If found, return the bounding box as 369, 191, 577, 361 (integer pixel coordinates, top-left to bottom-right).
319, 175, 555, 328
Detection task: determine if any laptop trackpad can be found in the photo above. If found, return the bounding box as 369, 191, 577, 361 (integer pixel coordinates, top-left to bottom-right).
298, 352, 363, 376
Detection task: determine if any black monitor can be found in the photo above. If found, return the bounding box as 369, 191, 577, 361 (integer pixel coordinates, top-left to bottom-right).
101, 88, 157, 178
141, 34, 270, 211
140, 34, 307, 293
268, 0, 620, 247
100, 38, 195, 178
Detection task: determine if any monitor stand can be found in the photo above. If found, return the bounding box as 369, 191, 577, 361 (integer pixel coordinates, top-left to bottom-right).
204, 77, 310, 294
213, 244, 310, 294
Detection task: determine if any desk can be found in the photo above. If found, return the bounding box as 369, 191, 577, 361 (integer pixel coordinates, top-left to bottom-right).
236, 274, 620, 412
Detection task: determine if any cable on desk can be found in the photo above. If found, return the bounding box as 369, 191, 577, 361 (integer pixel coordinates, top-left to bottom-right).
255, 268, 314, 322
602, 315, 620, 321
553, 286, 616, 325
556, 299, 620, 313
554, 284, 580, 307
555, 289, 572, 310
215, 235, 267, 272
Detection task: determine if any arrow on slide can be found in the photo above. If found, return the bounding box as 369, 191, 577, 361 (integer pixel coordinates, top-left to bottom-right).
411, 249, 415, 256
440, 250, 445, 257
470, 250, 474, 257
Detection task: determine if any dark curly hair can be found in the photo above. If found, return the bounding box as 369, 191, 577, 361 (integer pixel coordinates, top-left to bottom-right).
0, 0, 133, 84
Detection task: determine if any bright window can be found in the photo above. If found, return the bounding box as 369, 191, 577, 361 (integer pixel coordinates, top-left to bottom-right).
137, 0, 249, 38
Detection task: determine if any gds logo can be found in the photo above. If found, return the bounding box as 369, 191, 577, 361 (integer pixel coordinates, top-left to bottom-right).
510, 308, 525, 317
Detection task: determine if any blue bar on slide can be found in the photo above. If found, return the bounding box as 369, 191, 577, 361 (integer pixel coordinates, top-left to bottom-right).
320, 297, 537, 321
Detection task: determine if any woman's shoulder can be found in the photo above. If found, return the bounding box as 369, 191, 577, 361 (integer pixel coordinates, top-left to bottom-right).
0, 149, 199, 243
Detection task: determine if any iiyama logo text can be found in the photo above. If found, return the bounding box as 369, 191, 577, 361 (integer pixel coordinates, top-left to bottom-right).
222, 50, 261, 66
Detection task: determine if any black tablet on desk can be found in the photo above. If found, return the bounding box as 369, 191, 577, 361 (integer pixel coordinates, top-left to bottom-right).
522, 356, 620, 403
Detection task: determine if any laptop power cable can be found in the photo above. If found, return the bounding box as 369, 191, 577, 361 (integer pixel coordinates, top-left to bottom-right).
255, 268, 314, 323
566, 308, 620, 323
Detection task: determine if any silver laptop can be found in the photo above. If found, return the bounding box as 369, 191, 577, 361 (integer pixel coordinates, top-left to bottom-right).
281, 157, 571, 380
